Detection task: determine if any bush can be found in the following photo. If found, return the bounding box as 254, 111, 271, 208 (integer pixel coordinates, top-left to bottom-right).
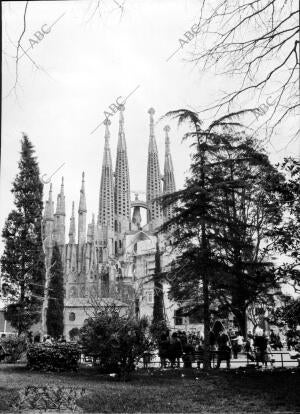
0, 334, 28, 363
27, 343, 81, 372
69, 327, 80, 341
79, 307, 153, 379
150, 320, 169, 344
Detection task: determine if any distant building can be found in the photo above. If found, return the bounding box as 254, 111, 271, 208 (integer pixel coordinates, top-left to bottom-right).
42, 106, 201, 340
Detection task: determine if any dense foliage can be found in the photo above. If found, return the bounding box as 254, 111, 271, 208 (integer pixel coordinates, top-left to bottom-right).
46, 244, 65, 339
159, 110, 286, 366
27, 343, 80, 372
270, 296, 300, 330
0, 334, 28, 363
1, 134, 45, 333
79, 307, 152, 378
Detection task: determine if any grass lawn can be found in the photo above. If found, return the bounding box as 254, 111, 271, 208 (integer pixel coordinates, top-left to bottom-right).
0, 364, 299, 413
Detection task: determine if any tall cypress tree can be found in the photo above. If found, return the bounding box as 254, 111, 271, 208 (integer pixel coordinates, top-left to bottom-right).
46, 243, 64, 339
152, 237, 165, 324
1, 134, 45, 334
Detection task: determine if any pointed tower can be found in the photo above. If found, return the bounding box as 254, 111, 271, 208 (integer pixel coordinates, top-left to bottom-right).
98, 119, 115, 234
78, 172, 87, 246
163, 125, 176, 220
68, 201, 76, 244
146, 108, 163, 231
53, 177, 66, 246
87, 214, 96, 243
43, 184, 54, 268
114, 104, 131, 252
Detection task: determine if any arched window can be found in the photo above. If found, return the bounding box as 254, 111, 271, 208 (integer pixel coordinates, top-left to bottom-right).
69, 312, 76, 321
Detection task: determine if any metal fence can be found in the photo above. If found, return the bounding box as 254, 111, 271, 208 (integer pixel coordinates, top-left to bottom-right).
137, 351, 300, 369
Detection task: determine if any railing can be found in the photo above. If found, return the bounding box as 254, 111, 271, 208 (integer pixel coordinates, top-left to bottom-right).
138, 351, 300, 369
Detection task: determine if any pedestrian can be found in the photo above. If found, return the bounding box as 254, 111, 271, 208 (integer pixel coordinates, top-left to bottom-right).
231, 332, 239, 359
216, 330, 231, 369
254, 329, 268, 368
194, 338, 204, 369
169, 332, 183, 368
158, 333, 169, 368
265, 341, 275, 368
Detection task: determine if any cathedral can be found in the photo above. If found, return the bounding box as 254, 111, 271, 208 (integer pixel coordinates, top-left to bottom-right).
42, 106, 198, 339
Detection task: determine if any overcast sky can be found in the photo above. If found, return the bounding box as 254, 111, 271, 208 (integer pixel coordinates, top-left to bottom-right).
1, 0, 299, 255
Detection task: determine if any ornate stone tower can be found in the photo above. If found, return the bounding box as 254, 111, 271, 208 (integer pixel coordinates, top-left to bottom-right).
98, 119, 115, 259
98, 118, 115, 232
53, 177, 66, 247
68, 201, 76, 244
146, 108, 163, 231
78, 172, 87, 246
43, 183, 54, 267
163, 125, 176, 220
114, 105, 131, 253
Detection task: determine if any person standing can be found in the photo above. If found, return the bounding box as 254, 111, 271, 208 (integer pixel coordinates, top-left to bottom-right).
254, 330, 268, 368
216, 330, 231, 369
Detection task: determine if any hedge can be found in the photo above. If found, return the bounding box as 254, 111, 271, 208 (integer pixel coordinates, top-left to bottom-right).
0, 334, 27, 363
27, 343, 81, 372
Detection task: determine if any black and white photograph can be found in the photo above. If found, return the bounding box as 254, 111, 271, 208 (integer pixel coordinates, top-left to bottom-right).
0, 0, 299, 412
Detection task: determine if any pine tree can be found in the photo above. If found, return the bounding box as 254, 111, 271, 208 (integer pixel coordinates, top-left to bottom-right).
46, 243, 65, 339
160, 110, 285, 368
1, 134, 45, 334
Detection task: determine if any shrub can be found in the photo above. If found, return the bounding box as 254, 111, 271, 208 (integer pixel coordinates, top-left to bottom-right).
27, 343, 81, 372
150, 320, 169, 344
0, 334, 28, 363
69, 327, 80, 341
79, 307, 153, 379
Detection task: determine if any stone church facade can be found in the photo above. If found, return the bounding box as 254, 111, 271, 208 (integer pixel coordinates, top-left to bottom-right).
42, 106, 202, 340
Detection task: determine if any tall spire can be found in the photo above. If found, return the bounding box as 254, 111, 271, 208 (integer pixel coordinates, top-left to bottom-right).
115, 104, 131, 235
44, 183, 54, 220
98, 119, 114, 233
163, 125, 176, 220
56, 177, 65, 215
78, 172, 87, 245
68, 201, 76, 244
87, 213, 96, 243
43, 184, 54, 252
146, 108, 163, 230
54, 177, 66, 246
79, 172, 87, 213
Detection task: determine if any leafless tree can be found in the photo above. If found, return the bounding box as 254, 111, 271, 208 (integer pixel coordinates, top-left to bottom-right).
190, 0, 299, 142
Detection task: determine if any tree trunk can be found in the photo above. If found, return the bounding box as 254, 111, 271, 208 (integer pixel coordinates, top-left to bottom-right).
203, 273, 211, 370
234, 308, 247, 337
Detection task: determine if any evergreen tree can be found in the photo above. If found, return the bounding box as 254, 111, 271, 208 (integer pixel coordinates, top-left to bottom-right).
152, 237, 165, 324
46, 243, 65, 339
1, 134, 45, 334
160, 110, 285, 367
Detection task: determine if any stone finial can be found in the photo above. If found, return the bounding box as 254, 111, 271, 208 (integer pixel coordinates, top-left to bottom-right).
103, 118, 111, 126
78, 172, 87, 213
148, 108, 155, 138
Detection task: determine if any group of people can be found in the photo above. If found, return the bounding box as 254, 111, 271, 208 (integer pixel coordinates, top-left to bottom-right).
157, 327, 284, 369
27, 332, 67, 344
